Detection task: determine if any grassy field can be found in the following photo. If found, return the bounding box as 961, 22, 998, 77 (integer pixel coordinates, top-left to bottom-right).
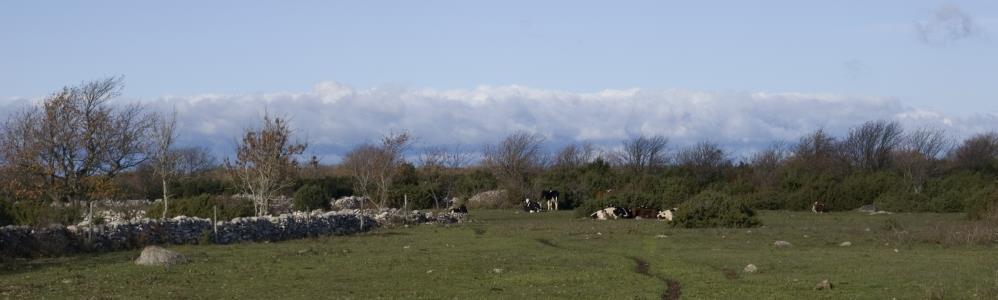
3, 210, 998, 299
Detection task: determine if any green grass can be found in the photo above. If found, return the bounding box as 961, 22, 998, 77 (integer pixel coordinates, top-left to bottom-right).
3, 210, 998, 299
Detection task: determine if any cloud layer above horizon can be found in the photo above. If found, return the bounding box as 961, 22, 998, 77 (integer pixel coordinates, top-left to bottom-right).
4, 81, 997, 162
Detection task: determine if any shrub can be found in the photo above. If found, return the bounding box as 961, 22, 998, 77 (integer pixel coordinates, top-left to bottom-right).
672, 191, 759, 228
4, 201, 82, 227
147, 194, 253, 220
964, 183, 998, 220
0, 199, 14, 226
293, 184, 328, 211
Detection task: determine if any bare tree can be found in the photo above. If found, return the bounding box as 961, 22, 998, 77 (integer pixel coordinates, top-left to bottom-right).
342, 144, 380, 203
618, 135, 669, 173
843, 120, 904, 171
950, 131, 998, 172
150, 109, 178, 218
789, 128, 844, 173
0, 77, 155, 203
172, 146, 217, 176
895, 127, 951, 193
372, 131, 412, 208
749, 142, 789, 189
676, 141, 731, 184
553, 141, 597, 169
417, 145, 470, 208
418, 144, 470, 170
482, 131, 546, 202
340, 131, 413, 209
226, 114, 307, 216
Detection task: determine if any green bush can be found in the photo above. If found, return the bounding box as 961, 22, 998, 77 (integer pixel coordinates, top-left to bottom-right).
146, 194, 253, 220
5, 201, 81, 227
293, 184, 328, 211
964, 183, 998, 220
0, 199, 14, 226
672, 190, 759, 228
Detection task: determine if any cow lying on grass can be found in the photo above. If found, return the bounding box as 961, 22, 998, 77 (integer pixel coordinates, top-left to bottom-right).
631, 207, 659, 219
523, 198, 542, 213
590, 206, 633, 220
589, 206, 677, 221
657, 208, 677, 222
449, 204, 468, 214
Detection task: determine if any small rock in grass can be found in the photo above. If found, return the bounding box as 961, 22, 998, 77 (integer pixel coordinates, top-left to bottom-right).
839, 241, 852, 247
655, 234, 668, 238
743, 264, 758, 273
893, 248, 899, 253
61, 279, 73, 284
815, 279, 833, 290
426, 270, 434, 274
493, 268, 504, 274
774, 240, 792, 247
403, 245, 410, 249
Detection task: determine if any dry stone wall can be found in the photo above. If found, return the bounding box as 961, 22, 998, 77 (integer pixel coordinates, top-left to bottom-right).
1, 209, 465, 259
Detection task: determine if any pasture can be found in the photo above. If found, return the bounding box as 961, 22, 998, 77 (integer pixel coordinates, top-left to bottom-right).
2, 210, 998, 299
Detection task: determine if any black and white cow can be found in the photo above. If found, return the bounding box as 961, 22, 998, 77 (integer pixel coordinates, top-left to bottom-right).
590, 206, 633, 220
541, 190, 560, 211
523, 198, 542, 213
449, 204, 468, 214
812, 201, 827, 214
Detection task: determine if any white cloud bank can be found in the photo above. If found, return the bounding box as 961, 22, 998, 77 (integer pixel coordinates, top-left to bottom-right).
5, 82, 998, 162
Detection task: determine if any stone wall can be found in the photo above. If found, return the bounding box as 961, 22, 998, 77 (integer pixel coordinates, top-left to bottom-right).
0, 209, 464, 259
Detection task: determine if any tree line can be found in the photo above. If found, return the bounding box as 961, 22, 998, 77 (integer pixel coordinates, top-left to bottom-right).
1, 78, 997, 226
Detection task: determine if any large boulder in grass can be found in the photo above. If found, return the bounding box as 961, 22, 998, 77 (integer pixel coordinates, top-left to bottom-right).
467, 190, 508, 209
135, 246, 188, 266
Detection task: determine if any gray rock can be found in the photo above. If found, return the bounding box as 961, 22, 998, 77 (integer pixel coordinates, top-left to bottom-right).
839, 241, 852, 247
743, 264, 758, 273
858, 204, 877, 213
135, 246, 188, 266
774, 240, 792, 247
815, 279, 833, 290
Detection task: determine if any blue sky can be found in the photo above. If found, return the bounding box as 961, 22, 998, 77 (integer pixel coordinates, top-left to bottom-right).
2, 1, 997, 160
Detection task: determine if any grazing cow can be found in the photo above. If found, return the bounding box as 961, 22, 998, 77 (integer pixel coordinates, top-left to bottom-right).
631, 207, 659, 219
541, 190, 560, 211
812, 201, 827, 214
523, 198, 542, 213
657, 208, 677, 221
449, 204, 468, 214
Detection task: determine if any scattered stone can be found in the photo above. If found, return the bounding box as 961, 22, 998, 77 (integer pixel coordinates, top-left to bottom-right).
893, 248, 899, 253
815, 279, 833, 290
493, 268, 504, 274
803, 234, 809, 238
403, 245, 411, 249
135, 246, 189, 266
743, 264, 758, 273
297, 249, 311, 255
774, 240, 792, 247
839, 241, 852, 247
61, 279, 73, 284
655, 234, 668, 238
426, 269, 434, 274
